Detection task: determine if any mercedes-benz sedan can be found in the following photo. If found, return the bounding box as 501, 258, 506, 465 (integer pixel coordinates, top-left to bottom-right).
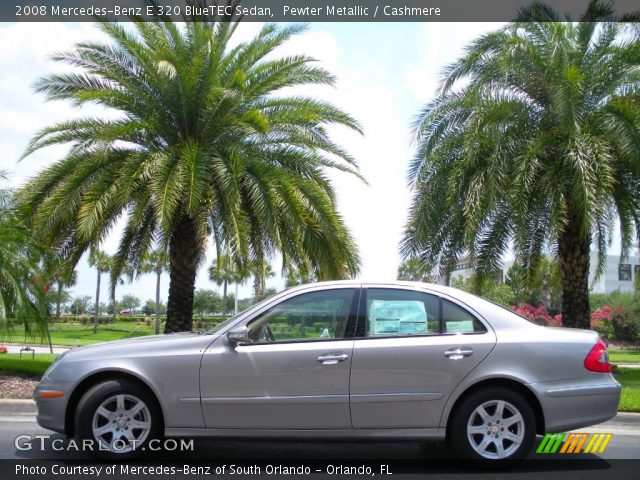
34, 281, 620, 463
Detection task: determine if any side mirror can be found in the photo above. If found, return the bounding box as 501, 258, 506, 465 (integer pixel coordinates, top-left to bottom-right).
226, 326, 249, 346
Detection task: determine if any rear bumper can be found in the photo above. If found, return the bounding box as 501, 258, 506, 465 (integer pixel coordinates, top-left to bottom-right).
535, 382, 621, 432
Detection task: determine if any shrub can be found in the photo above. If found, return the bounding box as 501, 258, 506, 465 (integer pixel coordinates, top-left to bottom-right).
144, 318, 152, 327
78, 315, 88, 325
512, 304, 562, 327
611, 308, 638, 342
590, 305, 639, 342
0, 346, 8, 354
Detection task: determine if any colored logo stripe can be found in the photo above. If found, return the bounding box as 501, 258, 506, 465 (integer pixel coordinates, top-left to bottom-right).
537, 433, 565, 453
537, 433, 613, 454
584, 433, 613, 454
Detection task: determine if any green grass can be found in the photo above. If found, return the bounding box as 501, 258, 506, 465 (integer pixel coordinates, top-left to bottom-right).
609, 349, 640, 364
614, 368, 640, 412
1, 321, 159, 346
0, 353, 58, 376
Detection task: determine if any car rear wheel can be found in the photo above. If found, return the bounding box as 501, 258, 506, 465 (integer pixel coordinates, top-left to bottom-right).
75, 378, 162, 458
449, 387, 536, 464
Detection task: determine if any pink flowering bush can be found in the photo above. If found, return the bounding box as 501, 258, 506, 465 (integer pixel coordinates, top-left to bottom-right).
591, 305, 637, 341
0, 346, 7, 354
512, 304, 562, 327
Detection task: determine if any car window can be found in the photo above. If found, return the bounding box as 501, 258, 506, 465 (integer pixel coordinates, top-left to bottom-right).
365, 289, 439, 337
247, 289, 356, 343
442, 299, 487, 334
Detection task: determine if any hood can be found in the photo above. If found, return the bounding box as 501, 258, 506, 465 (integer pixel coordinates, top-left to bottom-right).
62, 332, 211, 359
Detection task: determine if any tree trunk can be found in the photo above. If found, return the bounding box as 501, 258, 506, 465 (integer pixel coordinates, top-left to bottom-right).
93, 269, 101, 334
222, 280, 228, 317
234, 282, 239, 315
111, 283, 117, 324
165, 216, 200, 333
253, 275, 260, 301
55, 281, 62, 321
558, 216, 591, 329
155, 268, 161, 335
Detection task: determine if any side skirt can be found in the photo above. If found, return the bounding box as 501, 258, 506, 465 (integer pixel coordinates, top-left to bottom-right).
164, 427, 446, 440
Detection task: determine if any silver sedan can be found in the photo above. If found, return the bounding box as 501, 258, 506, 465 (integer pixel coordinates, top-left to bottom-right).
34, 281, 620, 464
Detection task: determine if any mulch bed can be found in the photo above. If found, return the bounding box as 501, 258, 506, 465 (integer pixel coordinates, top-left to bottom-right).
0, 373, 38, 399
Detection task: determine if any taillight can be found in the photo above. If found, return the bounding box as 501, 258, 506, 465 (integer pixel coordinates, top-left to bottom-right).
584, 338, 611, 373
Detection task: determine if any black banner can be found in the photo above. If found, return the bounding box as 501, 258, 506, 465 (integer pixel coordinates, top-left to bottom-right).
3, 459, 640, 479
5, 0, 640, 22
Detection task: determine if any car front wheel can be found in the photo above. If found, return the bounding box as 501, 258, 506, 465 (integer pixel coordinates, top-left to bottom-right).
75, 378, 162, 457
449, 387, 536, 464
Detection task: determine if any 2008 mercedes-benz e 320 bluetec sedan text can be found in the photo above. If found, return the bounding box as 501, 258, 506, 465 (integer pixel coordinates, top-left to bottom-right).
34, 281, 620, 463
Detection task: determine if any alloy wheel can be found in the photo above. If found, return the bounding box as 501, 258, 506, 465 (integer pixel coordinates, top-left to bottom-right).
91, 393, 152, 453
466, 399, 525, 459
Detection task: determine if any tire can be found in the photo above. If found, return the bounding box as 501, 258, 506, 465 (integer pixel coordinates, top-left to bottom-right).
449, 387, 536, 465
75, 378, 162, 458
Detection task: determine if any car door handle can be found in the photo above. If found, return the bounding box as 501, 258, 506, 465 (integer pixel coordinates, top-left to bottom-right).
317, 353, 349, 365
444, 347, 474, 360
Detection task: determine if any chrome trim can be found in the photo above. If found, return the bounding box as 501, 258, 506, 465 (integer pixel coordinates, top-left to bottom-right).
350, 393, 443, 403
165, 427, 447, 439
201, 394, 349, 405
546, 383, 622, 397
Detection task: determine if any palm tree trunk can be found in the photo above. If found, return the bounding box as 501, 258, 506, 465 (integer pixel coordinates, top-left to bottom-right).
93, 269, 101, 334
253, 275, 260, 301
165, 216, 199, 333
234, 282, 239, 315
222, 280, 228, 317
55, 281, 62, 321
558, 216, 591, 329
155, 269, 161, 335
111, 283, 116, 324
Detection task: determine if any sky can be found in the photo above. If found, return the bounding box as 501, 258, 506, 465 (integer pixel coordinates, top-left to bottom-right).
0, 20, 505, 305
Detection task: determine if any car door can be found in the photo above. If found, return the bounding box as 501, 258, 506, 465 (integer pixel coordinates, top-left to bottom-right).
349, 285, 497, 428
200, 286, 359, 429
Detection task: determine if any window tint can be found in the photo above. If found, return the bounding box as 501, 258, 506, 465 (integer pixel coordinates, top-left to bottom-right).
365, 289, 439, 336
442, 300, 486, 334
247, 289, 355, 343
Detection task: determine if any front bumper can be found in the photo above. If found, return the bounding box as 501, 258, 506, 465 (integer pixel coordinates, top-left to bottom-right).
33, 379, 73, 434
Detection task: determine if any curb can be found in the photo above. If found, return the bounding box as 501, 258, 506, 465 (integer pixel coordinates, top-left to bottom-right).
0, 399, 36, 415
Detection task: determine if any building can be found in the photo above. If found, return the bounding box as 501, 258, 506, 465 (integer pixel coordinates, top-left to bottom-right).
447, 249, 640, 294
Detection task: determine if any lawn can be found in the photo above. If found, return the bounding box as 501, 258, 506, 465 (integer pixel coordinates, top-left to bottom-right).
615, 368, 640, 413
609, 349, 640, 364
1, 321, 159, 346
0, 353, 57, 376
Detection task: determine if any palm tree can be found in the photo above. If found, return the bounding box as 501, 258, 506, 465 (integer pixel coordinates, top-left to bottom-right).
43, 256, 76, 323
20, 15, 362, 333
252, 260, 275, 302
138, 249, 169, 334
88, 249, 111, 333
208, 253, 247, 317
109, 261, 133, 324
283, 261, 317, 287
397, 258, 434, 283
0, 171, 49, 342
402, 0, 640, 328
